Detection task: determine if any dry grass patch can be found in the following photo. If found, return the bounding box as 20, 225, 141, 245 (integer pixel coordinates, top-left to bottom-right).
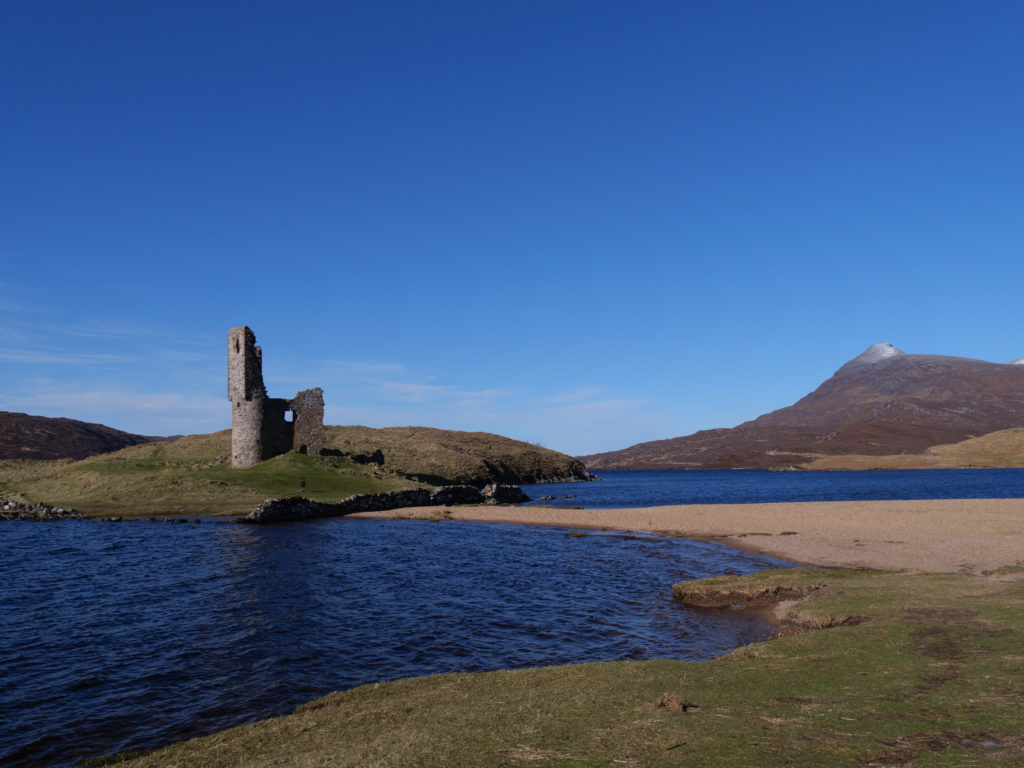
801, 427, 1024, 470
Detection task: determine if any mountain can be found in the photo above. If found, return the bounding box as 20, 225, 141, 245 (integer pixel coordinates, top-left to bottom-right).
0, 411, 164, 460
580, 344, 1024, 470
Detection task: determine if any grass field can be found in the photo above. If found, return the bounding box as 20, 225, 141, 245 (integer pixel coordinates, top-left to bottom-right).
0, 431, 419, 516
800, 428, 1024, 471
91, 566, 1024, 767
0, 425, 591, 516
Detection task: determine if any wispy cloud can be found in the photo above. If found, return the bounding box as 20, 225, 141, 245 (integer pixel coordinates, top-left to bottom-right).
10, 390, 227, 435
323, 359, 409, 379
0, 349, 131, 365
0, 317, 220, 384
0, 282, 45, 314
0, 319, 660, 453
544, 386, 607, 404
378, 382, 510, 404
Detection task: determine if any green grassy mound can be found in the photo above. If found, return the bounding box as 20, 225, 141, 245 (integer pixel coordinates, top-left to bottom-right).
0, 425, 591, 516
0, 431, 418, 516
92, 566, 1024, 766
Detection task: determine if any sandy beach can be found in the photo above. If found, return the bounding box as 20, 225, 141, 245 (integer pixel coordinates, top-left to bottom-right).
353, 498, 1024, 574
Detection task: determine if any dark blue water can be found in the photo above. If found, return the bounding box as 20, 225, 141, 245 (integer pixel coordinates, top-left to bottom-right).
0, 517, 793, 768
522, 468, 1024, 507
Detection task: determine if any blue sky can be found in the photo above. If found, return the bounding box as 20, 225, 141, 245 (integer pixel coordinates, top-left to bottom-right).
2, 1, 1023, 456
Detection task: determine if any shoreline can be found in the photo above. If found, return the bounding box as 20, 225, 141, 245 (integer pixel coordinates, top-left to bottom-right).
352, 497, 1024, 574
46, 497, 1024, 767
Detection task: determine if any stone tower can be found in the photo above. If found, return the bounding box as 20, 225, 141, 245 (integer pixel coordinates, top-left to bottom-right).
227, 326, 325, 468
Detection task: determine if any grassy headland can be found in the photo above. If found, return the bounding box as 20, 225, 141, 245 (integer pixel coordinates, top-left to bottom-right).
0, 425, 591, 516
95, 566, 1024, 767
323, 425, 593, 486
0, 430, 415, 516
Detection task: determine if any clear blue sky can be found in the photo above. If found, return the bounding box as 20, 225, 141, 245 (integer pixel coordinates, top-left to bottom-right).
2, 1, 1022, 456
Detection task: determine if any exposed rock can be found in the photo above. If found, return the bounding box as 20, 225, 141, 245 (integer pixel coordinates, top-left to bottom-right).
481, 484, 530, 504
431, 485, 484, 505
242, 483, 531, 524
0, 497, 83, 521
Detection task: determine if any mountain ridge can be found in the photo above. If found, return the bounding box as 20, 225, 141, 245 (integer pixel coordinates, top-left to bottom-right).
580, 345, 1024, 470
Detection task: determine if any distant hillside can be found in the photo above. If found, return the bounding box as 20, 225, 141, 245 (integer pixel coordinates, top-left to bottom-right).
581, 344, 1024, 470
0, 411, 163, 460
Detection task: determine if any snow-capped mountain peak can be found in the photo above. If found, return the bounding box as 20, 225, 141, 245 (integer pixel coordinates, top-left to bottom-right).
852, 343, 905, 364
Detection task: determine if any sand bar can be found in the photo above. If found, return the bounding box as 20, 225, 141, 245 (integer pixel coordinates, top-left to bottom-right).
352, 498, 1024, 574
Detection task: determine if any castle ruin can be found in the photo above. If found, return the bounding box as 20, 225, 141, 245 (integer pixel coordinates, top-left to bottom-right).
228, 326, 325, 468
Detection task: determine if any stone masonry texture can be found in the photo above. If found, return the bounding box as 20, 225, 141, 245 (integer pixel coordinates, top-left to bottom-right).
227, 326, 325, 468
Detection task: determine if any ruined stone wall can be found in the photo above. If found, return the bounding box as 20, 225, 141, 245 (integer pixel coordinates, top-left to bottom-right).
261, 397, 295, 460
228, 326, 325, 468
228, 327, 267, 468
291, 388, 325, 455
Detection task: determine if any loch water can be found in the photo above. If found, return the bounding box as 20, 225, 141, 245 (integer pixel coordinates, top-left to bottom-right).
7, 467, 1022, 768
521, 467, 1024, 508
1, 515, 792, 768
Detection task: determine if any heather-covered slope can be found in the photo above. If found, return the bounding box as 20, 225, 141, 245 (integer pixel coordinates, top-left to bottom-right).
0, 411, 162, 460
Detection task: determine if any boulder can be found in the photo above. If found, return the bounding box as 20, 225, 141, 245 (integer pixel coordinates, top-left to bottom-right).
481, 484, 531, 504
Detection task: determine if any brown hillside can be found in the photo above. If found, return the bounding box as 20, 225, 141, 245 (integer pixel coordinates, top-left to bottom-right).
581, 344, 1024, 469
0, 411, 163, 460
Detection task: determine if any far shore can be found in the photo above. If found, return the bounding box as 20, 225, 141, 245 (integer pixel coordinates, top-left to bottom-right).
352, 497, 1024, 574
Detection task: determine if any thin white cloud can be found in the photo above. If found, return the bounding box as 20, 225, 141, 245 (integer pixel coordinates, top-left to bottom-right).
0, 317, 657, 453
551, 397, 652, 414
378, 381, 512, 404
0, 349, 131, 365
322, 359, 409, 379
11, 390, 227, 435
544, 386, 607, 404
379, 382, 450, 402
0, 283, 44, 314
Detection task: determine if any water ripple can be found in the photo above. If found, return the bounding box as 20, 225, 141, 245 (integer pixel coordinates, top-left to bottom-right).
0, 517, 792, 767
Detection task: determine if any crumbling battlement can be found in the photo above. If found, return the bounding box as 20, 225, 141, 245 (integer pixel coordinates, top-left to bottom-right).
228, 327, 325, 468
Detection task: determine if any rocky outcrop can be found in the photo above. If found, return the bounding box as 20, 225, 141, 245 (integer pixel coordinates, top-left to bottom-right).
242, 483, 532, 523
481, 483, 530, 504
0, 497, 82, 521
431, 485, 486, 505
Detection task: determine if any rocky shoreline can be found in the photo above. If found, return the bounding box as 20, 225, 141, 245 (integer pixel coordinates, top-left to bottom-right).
0, 483, 532, 524
242, 483, 530, 523
1, 497, 82, 521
